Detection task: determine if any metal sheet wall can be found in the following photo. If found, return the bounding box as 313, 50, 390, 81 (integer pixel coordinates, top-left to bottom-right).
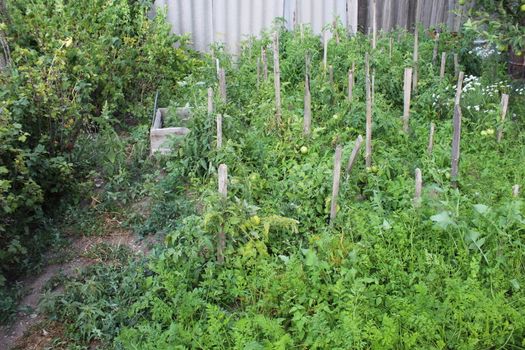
154, 0, 466, 53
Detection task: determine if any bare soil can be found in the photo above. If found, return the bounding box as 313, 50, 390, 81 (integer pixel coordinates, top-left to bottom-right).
0, 213, 157, 350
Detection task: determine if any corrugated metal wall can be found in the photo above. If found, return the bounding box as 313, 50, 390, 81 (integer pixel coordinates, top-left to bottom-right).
153, 0, 466, 53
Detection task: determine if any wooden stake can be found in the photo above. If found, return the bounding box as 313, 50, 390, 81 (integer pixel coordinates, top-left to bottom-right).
412, 28, 419, 93
346, 135, 363, 174
365, 53, 373, 168
497, 94, 509, 142
216, 114, 223, 149
455, 71, 464, 106
440, 52, 447, 79
217, 164, 228, 264
304, 73, 311, 136
432, 32, 440, 65
427, 122, 435, 155
329, 65, 334, 86
273, 32, 282, 125
323, 31, 328, 71
218, 68, 227, 103
207, 87, 214, 115
371, 0, 377, 50
262, 46, 268, 80
256, 57, 261, 86
451, 104, 462, 188
330, 144, 343, 225
348, 63, 355, 102
403, 67, 413, 133
453, 53, 459, 78
512, 184, 520, 197
414, 168, 422, 207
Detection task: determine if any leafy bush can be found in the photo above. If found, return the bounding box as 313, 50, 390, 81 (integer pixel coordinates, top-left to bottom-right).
0, 0, 197, 320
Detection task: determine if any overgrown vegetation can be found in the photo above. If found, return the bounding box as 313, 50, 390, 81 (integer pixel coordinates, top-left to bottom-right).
0, 0, 197, 321
37, 19, 525, 349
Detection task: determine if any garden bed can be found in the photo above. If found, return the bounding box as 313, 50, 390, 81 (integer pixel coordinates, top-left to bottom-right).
150, 107, 191, 154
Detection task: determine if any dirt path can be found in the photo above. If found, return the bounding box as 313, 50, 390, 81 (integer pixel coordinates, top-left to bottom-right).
0, 216, 156, 350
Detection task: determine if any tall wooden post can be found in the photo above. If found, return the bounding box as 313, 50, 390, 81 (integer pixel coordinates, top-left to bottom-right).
440, 52, 447, 79
348, 62, 355, 102
330, 145, 343, 225
403, 67, 413, 133
371, 0, 377, 50
365, 53, 373, 168
262, 46, 268, 81
217, 164, 228, 264
207, 88, 214, 115
218, 68, 227, 103
304, 73, 312, 136
497, 94, 509, 142
412, 27, 419, 93
451, 104, 462, 188
216, 114, 223, 149
346, 135, 363, 174
414, 168, 422, 207
428, 122, 435, 155
273, 32, 282, 125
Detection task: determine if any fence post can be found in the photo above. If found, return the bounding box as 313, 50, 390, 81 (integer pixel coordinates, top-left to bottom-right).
330, 144, 343, 225
432, 32, 440, 65
403, 67, 413, 133
497, 94, 509, 143
273, 32, 282, 125
365, 53, 373, 168
217, 164, 228, 264
455, 71, 464, 106
371, 0, 377, 50
453, 53, 459, 78
323, 30, 328, 71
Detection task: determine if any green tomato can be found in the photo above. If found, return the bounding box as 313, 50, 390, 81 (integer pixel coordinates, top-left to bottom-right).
521, 4, 525, 12
250, 215, 261, 226
486, 128, 494, 136
300, 146, 308, 154
458, 0, 465, 5
481, 130, 487, 136
498, 44, 508, 52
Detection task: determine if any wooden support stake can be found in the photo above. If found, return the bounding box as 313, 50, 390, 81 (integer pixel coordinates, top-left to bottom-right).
427, 122, 435, 155
414, 168, 422, 207
453, 53, 459, 78
304, 73, 312, 136
348, 63, 355, 102
451, 104, 462, 188
440, 52, 447, 79
512, 184, 520, 197
323, 30, 328, 70
371, 0, 377, 50
207, 87, 214, 115
273, 32, 282, 125
217, 164, 228, 264
329, 65, 334, 86
346, 135, 363, 174
256, 57, 261, 86
455, 71, 464, 106
403, 67, 413, 133
218, 68, 227, 103
216, 114, 223, 149
432, 32, 440, 65
330, 144, 343, 225
497, 94, 509, 143
412, 28, 419, 93
262, 46, 268, 81
365, 53, 373, 168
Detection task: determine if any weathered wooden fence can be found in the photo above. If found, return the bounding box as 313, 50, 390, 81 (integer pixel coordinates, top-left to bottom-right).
153, 0, 467, 53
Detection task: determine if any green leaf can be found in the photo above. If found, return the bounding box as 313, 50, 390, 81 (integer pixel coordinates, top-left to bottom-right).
473, 204, 490, 215
430, 211, 455, 229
